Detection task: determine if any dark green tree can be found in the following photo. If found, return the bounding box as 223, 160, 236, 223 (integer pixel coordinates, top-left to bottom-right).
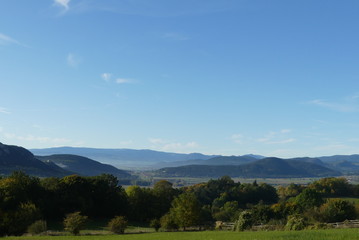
63, 211, 88, 235
170, 192, 201, 230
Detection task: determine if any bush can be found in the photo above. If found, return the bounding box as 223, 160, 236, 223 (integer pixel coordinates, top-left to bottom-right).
27, 220, 47, 235
150, 219, 161, 232
108, 216, 127, 234
285, 215, 307, 231
63, 212, 88, 235
1, 202, 41, 236
234, 211, 253, 231
317, 199, 356, 223
307, 222, 332, 230
160, 213, 178, 231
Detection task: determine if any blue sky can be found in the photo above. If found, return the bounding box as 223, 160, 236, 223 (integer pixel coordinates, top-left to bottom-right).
1, 0, 359, 158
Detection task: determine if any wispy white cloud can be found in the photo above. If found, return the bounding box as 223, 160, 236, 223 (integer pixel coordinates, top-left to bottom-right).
257, 129, 295, 145
149, 138, 166, 144
101, 73, 112, 81
149, 138, 199, 153
0, 107, 10, 114
4, 133, 71, 144
116, 78, 135, 84
231, 134, 244, 144
54, 0, 71, 10
308, 94, 359, 112
118, 140, 133, 146
67, 53, 81, 67
0, 33, 22, 46
163, 32, 190, 41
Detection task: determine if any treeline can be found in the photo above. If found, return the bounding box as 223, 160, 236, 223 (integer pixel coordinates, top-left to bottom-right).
1, 172, 359, 236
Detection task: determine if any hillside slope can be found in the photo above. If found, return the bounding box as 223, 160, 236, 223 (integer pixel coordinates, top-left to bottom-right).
37, 154, 131, 178
155, 157, 341, 178
0, 142, 71, 177
31, 147, 218, 169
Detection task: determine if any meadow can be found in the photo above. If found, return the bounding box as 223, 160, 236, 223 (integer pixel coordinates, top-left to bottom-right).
4, 229, 359, 240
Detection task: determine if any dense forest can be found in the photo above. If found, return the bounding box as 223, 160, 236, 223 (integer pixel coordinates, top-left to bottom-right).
1, 172, 359, 236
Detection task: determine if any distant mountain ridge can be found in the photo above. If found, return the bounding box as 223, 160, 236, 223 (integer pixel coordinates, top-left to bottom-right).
155, 157, 341, 178
152, 155, 260, 168
0, 142, 71, 177
37, 154, 131, 178
0, 143, 132, 179
30, 147, 219, 169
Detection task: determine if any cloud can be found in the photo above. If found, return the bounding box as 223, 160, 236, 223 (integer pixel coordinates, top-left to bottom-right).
0, 107, 10, 114
116, 78, 135, 84
308, 95, 359, 112
119, 140, 133, 146
101, 73, 112, 81
54, 0, 71, 10
67, 53, 81, 67
4, 133, 71, 144
257, 129, 295, 145
163, 32, 190, 41
149, 138, 199, 153
149, 138, 166, 144
231, 134, 244, 144
0, 33, 22, 46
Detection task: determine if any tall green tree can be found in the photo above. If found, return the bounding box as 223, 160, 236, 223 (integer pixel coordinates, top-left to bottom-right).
170, 192, 201, 230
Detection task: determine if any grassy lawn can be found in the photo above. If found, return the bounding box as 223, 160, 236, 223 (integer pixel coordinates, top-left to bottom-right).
4, 229, 359, 240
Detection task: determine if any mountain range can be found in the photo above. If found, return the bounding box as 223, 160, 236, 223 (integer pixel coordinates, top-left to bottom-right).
2, 143, 359, 179
154, 157, 341, 178
30, 147, 218, 169
0, 143, 131, 179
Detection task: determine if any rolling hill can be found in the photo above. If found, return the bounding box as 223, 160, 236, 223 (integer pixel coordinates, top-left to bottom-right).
154, 157, 341, 178
152, 155, 259, 168
37, 154, 131, 178
30, 147, 219, 169
0, 142, 71, 177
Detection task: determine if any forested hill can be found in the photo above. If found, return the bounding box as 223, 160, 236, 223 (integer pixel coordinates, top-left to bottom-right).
152, 155, 260, 168
37, 154, 131, 178
0, 142, 71, 177
30, 147, 219, 169
155, 157, 341, 178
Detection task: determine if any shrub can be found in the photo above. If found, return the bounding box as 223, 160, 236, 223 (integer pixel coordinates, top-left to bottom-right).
307, 222, 332, 230
150, 219, 161, 232
1, 202, 41, 236
63, 212, 88, 235
160, 213, 178, 231
234, 210, 253, 231
285, 215, 307, 231
108, 216, 127, 234
317, 199, 356, 223
27, 220, 47, 235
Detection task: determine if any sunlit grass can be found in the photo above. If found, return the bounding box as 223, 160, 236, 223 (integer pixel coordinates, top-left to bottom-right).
4, 229, 359, 240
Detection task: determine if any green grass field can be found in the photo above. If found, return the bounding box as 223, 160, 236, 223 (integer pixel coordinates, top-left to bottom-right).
4, 229, 359, 240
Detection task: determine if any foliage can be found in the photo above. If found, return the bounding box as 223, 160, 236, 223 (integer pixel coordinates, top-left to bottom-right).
108, 216, 127, 234
294, 188, 323, 210
310, 178, 352, 197
316, 199, 356, 222
170, 192, 201, 230
277, 183, 304, 199
285, 215, 307, 231
63, 211, 88, 235
150, 219, 161, 232
250, 202, 274, 225
160, 213, 178, 231
234, 210, 253, 231
212, 201, 239, 222
0, 202, 40, 236
27, 220, 47, 235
